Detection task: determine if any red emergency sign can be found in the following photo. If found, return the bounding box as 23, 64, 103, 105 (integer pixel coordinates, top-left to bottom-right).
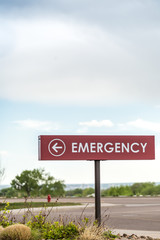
38, 135, 155, 160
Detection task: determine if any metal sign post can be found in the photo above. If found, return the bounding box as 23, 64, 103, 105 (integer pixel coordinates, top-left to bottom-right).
95, 160, 101, 225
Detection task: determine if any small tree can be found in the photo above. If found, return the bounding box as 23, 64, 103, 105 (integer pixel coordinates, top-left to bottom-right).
82, 188, 94, 197
11, 169, 45, 197
11, 168, 65, 197
52, 180, 66, 197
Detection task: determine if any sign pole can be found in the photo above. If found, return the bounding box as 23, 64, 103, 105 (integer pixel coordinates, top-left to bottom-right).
95, 160, 101, 226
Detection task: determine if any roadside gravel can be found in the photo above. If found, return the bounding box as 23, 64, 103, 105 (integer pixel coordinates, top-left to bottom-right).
113, 229, 160, 240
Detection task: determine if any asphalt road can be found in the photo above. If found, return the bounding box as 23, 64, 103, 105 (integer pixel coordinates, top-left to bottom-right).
2, 197, 160, 231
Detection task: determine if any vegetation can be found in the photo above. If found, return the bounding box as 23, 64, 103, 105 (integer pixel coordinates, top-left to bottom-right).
66, 182, 160, 197
78, 225, 104, 240
0, 187, 18, 198
65, 187, 95, 197
1, 182, 160, 198
0, 224, 31, 240
0, 202, 81, 210
0, 202, 117, 240
10, 168, 65, 197
0, 167, 159, 198
2, 168, 158, 239
101, 182, 160, 197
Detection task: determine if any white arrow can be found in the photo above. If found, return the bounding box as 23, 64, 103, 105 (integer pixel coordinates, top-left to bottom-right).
52, 142, 63, 152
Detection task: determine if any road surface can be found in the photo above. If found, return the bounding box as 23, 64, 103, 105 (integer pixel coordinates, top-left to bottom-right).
1, 197, 160, 231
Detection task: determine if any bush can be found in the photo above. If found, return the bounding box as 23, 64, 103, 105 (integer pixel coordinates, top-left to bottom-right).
78, 225, 104, 240
27, 210, 80, 239
0, 224, 32, 240
82, 188, 95, 197
42, 222, 79, 240
103, 229, 118, 239
0, 202, 15, 227
30, 229, 42, 240
65, 188, 83, 197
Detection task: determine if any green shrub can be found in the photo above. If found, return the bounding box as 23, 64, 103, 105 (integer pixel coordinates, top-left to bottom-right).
0, 202, 14, 227
27, 211, 46, 230
103, 229, 118, 239
30, 229, 43, 240
65, 188, 83, 197
33, 221, 79, 240
82, 188, 95, 197
27, 210, 79, 239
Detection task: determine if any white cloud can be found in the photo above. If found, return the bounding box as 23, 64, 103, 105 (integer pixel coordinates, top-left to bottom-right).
0, 18, 130, 105
126, 119, 160, 132
77, 118, 160, 134
76, 127, 88, 134
1, 4, 160, 106
14, 119, 59, 131
79, 120, 114, 128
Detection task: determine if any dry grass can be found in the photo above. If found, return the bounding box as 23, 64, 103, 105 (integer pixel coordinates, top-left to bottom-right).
0, 224, 32, 240
78, 225, 105, 240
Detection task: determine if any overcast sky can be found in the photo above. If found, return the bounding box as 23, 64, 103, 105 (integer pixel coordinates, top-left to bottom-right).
1, 0, 160, 186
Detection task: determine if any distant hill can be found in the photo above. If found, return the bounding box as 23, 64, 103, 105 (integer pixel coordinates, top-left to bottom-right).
65, 182, 134, 190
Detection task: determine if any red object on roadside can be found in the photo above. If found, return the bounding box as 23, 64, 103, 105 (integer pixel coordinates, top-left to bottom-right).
47, 194, 51, 202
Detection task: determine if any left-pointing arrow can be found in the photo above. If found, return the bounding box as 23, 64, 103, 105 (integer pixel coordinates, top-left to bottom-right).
48, 138, 66, 157
52, 142, 63, 152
